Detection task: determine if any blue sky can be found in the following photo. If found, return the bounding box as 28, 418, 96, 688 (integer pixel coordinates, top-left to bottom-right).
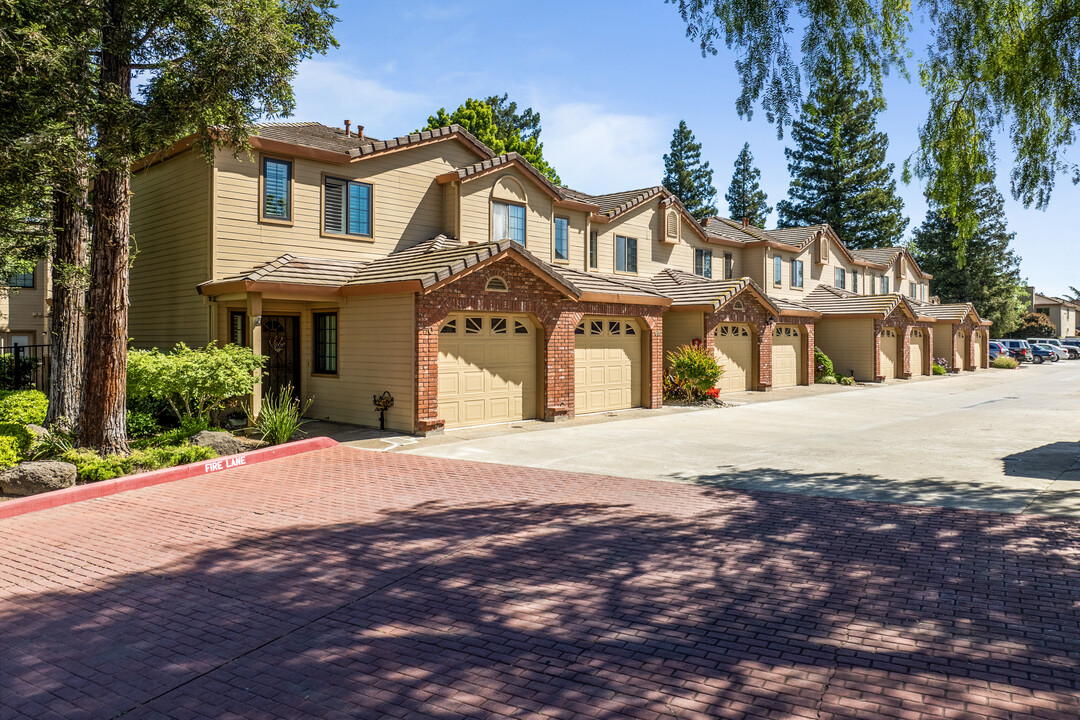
289, 1, 1077, 297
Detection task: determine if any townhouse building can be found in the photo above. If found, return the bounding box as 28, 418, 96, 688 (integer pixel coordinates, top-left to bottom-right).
1031, 292, 1079, 337
1, 261, 49, 350
125, 121, 990, 434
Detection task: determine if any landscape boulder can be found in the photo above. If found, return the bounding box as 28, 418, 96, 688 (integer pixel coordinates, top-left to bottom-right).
189, 430, 246, 457
26, 424, 49, 441
0, 461, 77, 496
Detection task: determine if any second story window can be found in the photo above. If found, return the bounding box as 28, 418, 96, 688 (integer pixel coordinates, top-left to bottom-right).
615, 235, 637, 273
870, 275, 876, 294
695, 248, 712, 278
852, 271, 859, 293
5, 271, 33, 288
791, 259, 803, 288
554, 217, 569, 261
262, 157, 292, 221
589, 230, 598, 269
909, 281, 916, 297
882, 276, 890, 293
725, 253, 735, 280
492, 201, 526, 246
773, 256, 782, 285
835, 267, 846, 290
324, 178, 372, 236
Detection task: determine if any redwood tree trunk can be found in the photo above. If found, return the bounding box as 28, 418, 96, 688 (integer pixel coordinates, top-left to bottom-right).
47, 132, 90, 429
79, 5, 130, 455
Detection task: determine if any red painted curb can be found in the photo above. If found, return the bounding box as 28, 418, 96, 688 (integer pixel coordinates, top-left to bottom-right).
0, 436, 339, 520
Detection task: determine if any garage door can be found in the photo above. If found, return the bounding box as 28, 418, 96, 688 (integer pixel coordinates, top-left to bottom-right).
880, 327, 899, 379
714, 323, 754, 392
575, 317, 642, 413
955, 331, 967, 371
972, 331, 983, 370
772, 325, 802, 388
910, 328, 926, 376
438, 313, 537, 428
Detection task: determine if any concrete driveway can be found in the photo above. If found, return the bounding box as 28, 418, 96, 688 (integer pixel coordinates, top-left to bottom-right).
406, 363, 1080, 516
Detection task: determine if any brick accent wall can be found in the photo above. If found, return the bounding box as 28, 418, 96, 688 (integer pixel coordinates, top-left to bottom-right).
703, 292, 777, 391
414, 257, 664, 433
913, 321, 934, 375
875, 311, 916, 382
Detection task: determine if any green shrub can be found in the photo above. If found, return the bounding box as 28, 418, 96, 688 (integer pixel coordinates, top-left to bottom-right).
0, 422, 34, 457
126, 410, 161, 439
0, 436, 19, 469
992, 355, 1019, 369
667, 344, 722, 401
59, 444, 218, 482
30, 424, 75, 460
818, 375, 838, 384
0, 390, 47, 425
932, 364, 947, 375
249, 385, 313, 445
814, 347, 834, 382
128, 343, 265, 423
837, 375, 856, 386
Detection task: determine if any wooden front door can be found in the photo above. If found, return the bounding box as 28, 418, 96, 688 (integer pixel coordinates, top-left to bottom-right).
262, 315, 300, 401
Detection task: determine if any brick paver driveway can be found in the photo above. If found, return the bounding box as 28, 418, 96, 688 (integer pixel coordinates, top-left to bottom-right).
2, 446, 1078, 719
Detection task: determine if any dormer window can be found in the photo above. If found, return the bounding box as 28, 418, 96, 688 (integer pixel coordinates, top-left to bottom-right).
492, 201, 526, 246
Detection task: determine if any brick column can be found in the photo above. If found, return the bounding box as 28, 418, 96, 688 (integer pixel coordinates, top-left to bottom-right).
873, 319, 884, 382
925, 324, 934, 374
542, 312, 580, 421
900, 324, 914, 379
804, 322, 816, 385
414, 305, 447, 435
643, 314, 663, 408
756, 320, 775, 391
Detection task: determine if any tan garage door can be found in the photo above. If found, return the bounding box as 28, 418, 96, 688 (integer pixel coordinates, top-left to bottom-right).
438, 313, 537, 428
910, 328, 926, 376
575, 318, 642, 413
880, 327, 899, 379
972, 331, 983, 370
715, 323, 754, 392
955, 331, 967, 370
772, 325, 802, 388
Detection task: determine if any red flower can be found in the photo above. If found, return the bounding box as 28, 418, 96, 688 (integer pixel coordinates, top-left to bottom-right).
705, 388, 720, 399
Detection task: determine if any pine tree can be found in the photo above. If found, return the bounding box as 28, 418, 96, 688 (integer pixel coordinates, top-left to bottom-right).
776, 69, 907, 249
724, 143, 771, 226
663, 121, 717, 220
912, 175, 1026, 335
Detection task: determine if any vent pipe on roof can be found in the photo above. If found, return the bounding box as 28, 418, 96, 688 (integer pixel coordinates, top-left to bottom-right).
344, 119, 351, 137
741, 217, 749, 228
357, 125, 365, 141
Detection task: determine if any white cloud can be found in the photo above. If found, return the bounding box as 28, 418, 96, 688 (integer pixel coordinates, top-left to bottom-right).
289, 59, 430, 137
543, 103, 667, 193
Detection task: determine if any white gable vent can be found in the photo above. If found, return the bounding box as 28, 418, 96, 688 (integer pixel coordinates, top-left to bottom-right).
485, 276, 509, 292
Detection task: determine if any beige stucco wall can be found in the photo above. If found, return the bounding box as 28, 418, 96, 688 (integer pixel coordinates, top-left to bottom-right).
815, 317, 875, 381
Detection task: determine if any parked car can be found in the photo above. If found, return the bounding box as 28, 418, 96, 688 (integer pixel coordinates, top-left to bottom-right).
1029, 343, 1059, 363
995, 339, 1032, 363
988, 342, 1009, 360
1040, 338, 1080, 359
1028, 340, 1069, 361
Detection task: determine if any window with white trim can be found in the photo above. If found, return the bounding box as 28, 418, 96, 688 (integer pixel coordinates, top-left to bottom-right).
554, 217, 569, 261
588, 230, 598, 269
835, 267, 846, 290
882, 276, 890, 293
852, 271, 859, 293
773, 256, 782, 285
615, 236, 637, 273
724, 253, 735, 280
791, 259, 803, 288
695, 248, 712, 278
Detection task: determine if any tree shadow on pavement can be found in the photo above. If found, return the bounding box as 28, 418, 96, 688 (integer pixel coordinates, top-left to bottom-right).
2, 484, 1079, 719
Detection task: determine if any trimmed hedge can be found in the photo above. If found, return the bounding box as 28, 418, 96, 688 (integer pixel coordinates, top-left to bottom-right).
0, 436, 19, 469
0, 422, 33, 456
0, 390, 47, 426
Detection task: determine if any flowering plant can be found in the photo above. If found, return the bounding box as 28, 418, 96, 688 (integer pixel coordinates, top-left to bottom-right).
705, 388, 720, 399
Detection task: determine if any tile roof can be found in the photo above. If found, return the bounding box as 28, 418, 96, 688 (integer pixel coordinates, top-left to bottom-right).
765, 225, 828, 248
212, 254, 365, 286
802, 285, 911, 317
447, 153, 568, 200
643, 268, 779, 312
908, 300, 978, 321
699, 217, 768, 244
850, 247, 904, 265
549, 266, 666, 300
1033, 293, 1080, 309
248, 122, 495, 161
344, 239, 530, 289
562, 186, 664, 217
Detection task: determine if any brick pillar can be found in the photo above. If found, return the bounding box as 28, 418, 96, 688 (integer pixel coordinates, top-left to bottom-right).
543, 312, 580, 421
873, 319, 884, 382
925, 325, 934, 374
900, 324, 913, 379
804, 322, 816, 385
415, 308, 446, 435
756, 320, 774, 390
643, 314, 663, 408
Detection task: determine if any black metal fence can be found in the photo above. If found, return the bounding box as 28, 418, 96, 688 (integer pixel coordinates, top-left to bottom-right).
0, 344, 50, 393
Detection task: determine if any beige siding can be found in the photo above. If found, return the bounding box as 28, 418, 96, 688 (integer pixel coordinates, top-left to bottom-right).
0, 261, 49, 344
761, 247, 813, 301
662, 312, 704, 368
214, 141, 481, 277
129, 150, 211, 349
742, 245, 767, 288
932, 325, 953, 368
815, 318, 875, 381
